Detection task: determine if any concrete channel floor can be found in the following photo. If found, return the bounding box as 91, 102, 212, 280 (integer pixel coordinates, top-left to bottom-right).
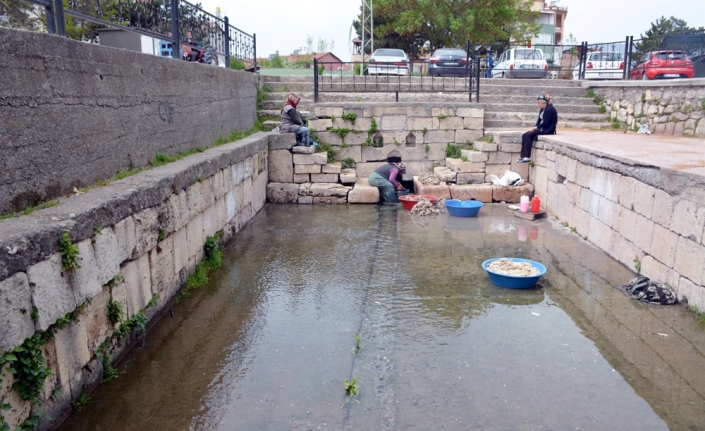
57, 204, 705, 431
542, 129, 705, 176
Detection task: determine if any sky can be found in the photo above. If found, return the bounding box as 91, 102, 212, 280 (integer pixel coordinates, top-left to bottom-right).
198, 0, 705, 60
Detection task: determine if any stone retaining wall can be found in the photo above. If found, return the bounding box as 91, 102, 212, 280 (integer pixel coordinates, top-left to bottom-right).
587, 79, 705, 136
522, 131, 705, 309
0, 133, 270, 430
0, 27, 258, 214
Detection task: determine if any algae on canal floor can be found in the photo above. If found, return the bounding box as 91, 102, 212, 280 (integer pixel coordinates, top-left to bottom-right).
59, 204, 705, 431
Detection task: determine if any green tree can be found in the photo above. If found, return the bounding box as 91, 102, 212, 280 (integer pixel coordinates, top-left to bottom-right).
353, 0, 540, 57
0, 0, 43, 31
634, 16, 702, 60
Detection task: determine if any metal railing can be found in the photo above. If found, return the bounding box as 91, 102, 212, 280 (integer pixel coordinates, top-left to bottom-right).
24, 0, 256, 70
313, 58, 481, 103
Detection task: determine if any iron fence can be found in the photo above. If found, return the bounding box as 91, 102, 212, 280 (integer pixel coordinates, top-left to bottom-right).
24, 0, 256, 70
313, 58, 481, 103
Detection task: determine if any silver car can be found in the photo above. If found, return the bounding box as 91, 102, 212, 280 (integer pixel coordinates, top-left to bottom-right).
368, 49, 410, 76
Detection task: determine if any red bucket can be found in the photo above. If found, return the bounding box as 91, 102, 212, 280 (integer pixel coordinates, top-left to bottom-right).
398, 194, 438, 210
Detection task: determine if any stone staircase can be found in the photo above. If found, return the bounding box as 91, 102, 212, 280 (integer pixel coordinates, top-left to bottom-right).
258, 75, 611, 130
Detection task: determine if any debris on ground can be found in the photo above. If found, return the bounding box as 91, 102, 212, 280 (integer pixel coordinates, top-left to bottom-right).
623, 276, 677, 305
487, 259, 540, 276
417, 172, 441, 185
410, 197, 446, 216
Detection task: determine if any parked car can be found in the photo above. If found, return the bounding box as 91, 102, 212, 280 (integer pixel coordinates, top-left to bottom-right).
368, 49, 410, 76
629, 50, 694, 80
572, 51, 624, 80
491, 48, 547, 79
427, 48, 470, 77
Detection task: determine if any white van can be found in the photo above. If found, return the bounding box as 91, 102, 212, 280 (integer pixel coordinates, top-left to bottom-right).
491, 48, 548, 79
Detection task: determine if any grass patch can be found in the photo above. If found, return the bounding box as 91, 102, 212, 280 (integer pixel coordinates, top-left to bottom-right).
478, 134, 494, 143
341, 113, 357, 124
586, 88, 595, 98
445, 143, 462, 158
690, 305, 705, 324
598, 104, 607, 114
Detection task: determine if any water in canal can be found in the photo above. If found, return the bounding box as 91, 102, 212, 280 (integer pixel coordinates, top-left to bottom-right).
60, 204, 705, 431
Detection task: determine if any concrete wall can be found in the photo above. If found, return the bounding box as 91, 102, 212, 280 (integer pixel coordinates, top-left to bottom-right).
0, 133, 269, 430
509, 131, 705, 310
0, 27, 258, 214
587, 79, 705, 136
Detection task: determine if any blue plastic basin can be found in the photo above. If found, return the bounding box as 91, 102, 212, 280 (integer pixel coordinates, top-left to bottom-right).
482, 258, 547, 289
445, 199, 483, 217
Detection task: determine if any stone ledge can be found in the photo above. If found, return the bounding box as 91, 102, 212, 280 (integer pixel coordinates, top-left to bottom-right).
0, 133, 270, 283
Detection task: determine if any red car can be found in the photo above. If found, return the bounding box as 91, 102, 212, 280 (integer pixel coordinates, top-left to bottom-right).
629, 50, 694, 80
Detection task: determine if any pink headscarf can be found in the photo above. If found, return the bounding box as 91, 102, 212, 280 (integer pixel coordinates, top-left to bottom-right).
284, 92, 300, 108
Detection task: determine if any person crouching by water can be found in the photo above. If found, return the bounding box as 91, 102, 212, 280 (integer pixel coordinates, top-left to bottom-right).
280, 93, 317, 147
518, 94, 557, 163
369, 152, 407, 204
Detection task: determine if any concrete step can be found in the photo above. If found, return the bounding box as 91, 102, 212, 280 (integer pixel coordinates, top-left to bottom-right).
259, 109, 309, 118
484, 111, 607, 122
259, 99, 601, 114
261, 91, 598, 106
485, 121, 613, 130
261, 75, 584, 87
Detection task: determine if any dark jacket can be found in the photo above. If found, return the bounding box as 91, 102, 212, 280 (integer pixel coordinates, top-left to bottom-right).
535, 104, 558, 134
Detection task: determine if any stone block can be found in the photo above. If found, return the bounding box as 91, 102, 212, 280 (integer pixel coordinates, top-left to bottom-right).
231, 159, 248, 185
674, 236, 705, 285
355, 162, 386, 178
463, 117, 484, 130
314, 106, 344, 117
485, 164, 511, 179
474, 142, 498, 152
308, 119, 332, 131
574, 163, 592, 188
225, 190, 238, 223
500, 143, 521, 153
310, 183, 351, 197
649, 223, 678, 268
555, 154, 569, 178
456, 173, 485, 185
92, 227, 120, 286
71, 239, 102, 305
293, 152, 327, 165
348, 179, 380, 204
167, 190, 190, 233
434, 166, 457, 182
313, 196, 348, 204
450, 184, 493, 202
186, 179, 216, 218
617, 176, 638, 210
27, 254, 77, 331
295, 164, 322, 174
131, 207, 160, 259
402, 161, 434, 181
267, 183, 299, 203
113, 216, 136, 264
431, 107, 455, 117
446, 158, 485, 173
294, 174, 310, 183
632, 215, 655, 253
670, 199, 705, 243
425, 130, 456, 143
455, 129, 483, 144
149, 235, 176, 301
607, 231, 642, 270
587, 218, 613, 252
201, 203, 220, 239
510, 160, 530, 180
322, 163, 342, 174
412, 177, 451, 199
268, 150, 293, 183
596, 196, 616, 227
0, 273, 35, 352
652, 189, 674, 228
677, 277, 705, 309
616, 206, 638, 243
632, 182, 656, 218
79, 287, 111, 354
298, 196, 313, 204
493, 184, 535, 203
291, 145, 316, 154
186, 213, 204, 261
640, 256, 680, 288
53, 320, 90, 388
381, 115, 407, 131
340, 169, 357, 184
436, 116, 464, 130
460, 149, 488, 162
311, 173, 339, 183
268, 132, 297, 150
408, 117, 433, 130
588, 168, 606, 197
570, 205, 590, 238
298, 183, 312, 197
456, 107, 484, 118
172, 227, 188, 277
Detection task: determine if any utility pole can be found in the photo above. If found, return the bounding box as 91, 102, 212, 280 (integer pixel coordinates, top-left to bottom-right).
361, 0, 373, 60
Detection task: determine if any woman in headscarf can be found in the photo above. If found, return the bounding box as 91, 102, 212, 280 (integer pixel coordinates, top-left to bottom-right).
369, 151, 407, 203
280, 93, 316, 147
517, 93, 557, 163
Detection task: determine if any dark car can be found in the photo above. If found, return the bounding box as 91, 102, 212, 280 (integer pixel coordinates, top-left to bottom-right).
427, 48, 470, 77
629, 50, 694, 80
